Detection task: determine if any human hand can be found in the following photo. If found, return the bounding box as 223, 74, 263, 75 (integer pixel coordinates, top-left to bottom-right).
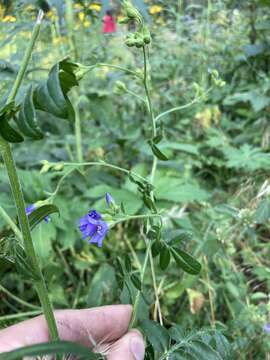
0, 305, 145, 359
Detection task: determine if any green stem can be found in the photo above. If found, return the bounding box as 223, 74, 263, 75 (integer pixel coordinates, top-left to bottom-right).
0, 284, 41, 310
142, 46, 164, 326
129, 239, 152, 328
45, 161, 149, 199
154, 88, 212, 123
0, 205, 22, 241
85, 63, 140, 79
0, 12, 59, 341
111, 213, 162, 227
0, 310, 42, 322
143, 47, 156, 138
61, 161, 148, 183
6, 11, 43, 104
65, 0, 78, 60
74, 104, 83, 162
126, 89, 147, 104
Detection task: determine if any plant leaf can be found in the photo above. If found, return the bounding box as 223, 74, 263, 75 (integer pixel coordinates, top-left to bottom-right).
159, 246, 171, 270
15, 85, 43, 139
0, 340, 99, 360
149, 141, 169, 161
28, 204, 59, 230
140, 319, 170, 353
172, 248, 201, 275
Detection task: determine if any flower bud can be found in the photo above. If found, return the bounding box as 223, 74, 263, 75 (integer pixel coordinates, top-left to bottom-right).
106, 192, 114, 206
40, 160, 51, 174
53, 162, 64, 171
123, 0, 142, 23
115, 80, 127, 94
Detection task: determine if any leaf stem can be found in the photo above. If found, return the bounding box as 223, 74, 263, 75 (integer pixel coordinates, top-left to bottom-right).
6, 11, 44, 104
0, 12, 59, 341
154, 87, 212, 123
129, 239, 152, 329
111, 213, 162, 227
74, 100, 83, 163
0, 205, 22, 241
84, 63, 141, 79
143, 46, 156, 138
0, 310, 42, 322
60, 161, 148, 183
142, 46, 164, 326
0, 284, 41, 310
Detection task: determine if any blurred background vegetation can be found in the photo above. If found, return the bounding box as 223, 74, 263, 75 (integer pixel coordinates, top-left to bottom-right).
0, 0, 270, 358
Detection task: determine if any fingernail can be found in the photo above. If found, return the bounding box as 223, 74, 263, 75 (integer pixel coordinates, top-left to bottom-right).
130, 335, 145, 360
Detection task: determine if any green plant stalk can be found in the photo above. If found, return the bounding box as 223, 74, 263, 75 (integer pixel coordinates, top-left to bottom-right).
0, 310, 42, 322
65, 0, 83, 163
139, 46, 164, 326
0, 12, 59, 341
6, 12, 43, 104
74, 103, 83, 162
85, 63, 141, 79
111, 213, 162, 227
0, 284, 41, 310
65, 0, 78, 61
143, 47, 156, 138
129, 239, 152, 329
0, 205, 22, 241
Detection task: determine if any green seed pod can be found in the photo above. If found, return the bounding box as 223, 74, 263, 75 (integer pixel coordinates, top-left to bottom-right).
123, 0, 143, 23
115, 80, 127, 92
125, 38, 134, 47
143, 35, 151, 44
135, 38, 144, 47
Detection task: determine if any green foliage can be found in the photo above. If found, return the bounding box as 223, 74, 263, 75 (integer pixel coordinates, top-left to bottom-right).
1, 0, 270, 359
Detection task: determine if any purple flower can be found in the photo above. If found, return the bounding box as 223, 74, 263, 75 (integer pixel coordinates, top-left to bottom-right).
264, 324, 270, 334
105, 192, 114, 206
79, 210, 108, 247
25, 204, 49, 223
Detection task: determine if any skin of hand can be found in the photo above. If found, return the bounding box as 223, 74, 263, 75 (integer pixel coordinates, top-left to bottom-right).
0, 305, 145, 360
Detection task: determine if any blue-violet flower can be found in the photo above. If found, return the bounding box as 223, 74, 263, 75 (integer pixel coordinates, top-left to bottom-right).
264, 324, 270, 334
79, 210, 108, 247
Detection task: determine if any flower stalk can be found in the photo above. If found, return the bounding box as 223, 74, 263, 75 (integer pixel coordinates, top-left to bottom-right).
0, 12, 59, 341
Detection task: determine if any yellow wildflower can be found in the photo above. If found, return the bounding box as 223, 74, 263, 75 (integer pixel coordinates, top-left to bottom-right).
2, 15, 16, 23
149, 5, 163, 15
74, 3, 83, 9
195, 106, 221, 129
78, 12, 85, 22
46, 9, 57, 21
83, 20, 91, 27
89, 3, 101, 12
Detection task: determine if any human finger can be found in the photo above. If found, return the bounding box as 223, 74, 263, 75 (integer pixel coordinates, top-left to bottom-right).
0, 305, 132, 352
106, 329, 145, 360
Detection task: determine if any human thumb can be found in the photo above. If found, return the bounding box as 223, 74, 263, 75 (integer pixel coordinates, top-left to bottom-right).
107, 329, 145, 360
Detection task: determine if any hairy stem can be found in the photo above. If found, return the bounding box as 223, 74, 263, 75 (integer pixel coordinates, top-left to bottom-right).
143, 46, 156, 138
0, 205, 22, 241
129, 238, 152, 329
6, 11, 43, 104
74, 97, 83, 163
0, 310, 42, 322
0, 12, 59, 341
142, 46, 164, 325
0, 284, 41, 310
112, 213, 162, 227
